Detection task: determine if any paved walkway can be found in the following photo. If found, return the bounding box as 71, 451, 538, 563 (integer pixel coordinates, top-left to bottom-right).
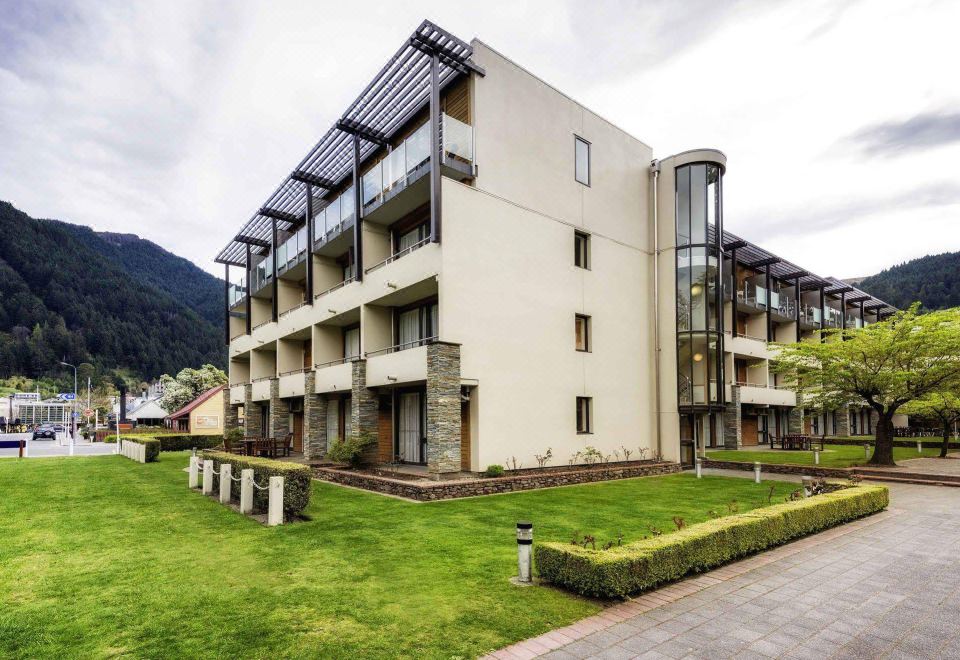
492, 479, 960, 659
876, 454, 960, 477
0, 434, 117, 458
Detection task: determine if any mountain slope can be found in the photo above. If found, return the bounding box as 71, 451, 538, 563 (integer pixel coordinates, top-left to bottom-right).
62, 227, 223, 327
857, 251, 960, 311
0, 201, 225, 380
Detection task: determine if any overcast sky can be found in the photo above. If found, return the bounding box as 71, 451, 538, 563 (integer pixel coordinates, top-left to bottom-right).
2, 0, 958, 280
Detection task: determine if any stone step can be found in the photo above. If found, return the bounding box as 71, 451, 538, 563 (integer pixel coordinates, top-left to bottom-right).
854, 468, 960, 484
858, 474, 960, 488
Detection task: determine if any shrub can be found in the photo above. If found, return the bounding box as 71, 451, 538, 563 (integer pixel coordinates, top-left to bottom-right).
104, 434, 221, 451
122, 437, 161, 462
484, 464, 505, 478
326, 433, 376, 468
201, 450, 312, 519
536, 484, 888, 598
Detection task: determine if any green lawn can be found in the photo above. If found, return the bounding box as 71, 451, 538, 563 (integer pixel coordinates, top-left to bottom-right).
0, 454, 796, 659
707, 444, 950, 468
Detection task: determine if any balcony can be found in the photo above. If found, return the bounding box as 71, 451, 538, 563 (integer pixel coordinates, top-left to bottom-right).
251, 378, 272, 401
823, 307, 843, 328
726, 332, 769, 359
311, 186, 356, 258
313, 358, 355, 394
768, 293, 796, 323
736, 281, 767, 314
366, 342, 431, 387
228, 279, 247, 308
361, 114, 474, 226
229, 384, 245, 405
278, 370, 307, 398
799, 303, 822, 329
735, 383, 797, 407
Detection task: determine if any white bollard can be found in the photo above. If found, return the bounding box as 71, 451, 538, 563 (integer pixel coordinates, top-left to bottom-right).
202, 460, 214, 494
801, 475, 813, 498
188, 456, 199, 488
268, 476, 284, 526
69, 435, 75, 456
695, 456, 702, 479
138, 443, 145, 463
754, 461, 762, 484
917, 440, 922, 454
864, 443, 870, 460
516, 521, 533, 583
220, 464, 232, 504
24, 437, 29, 458
814, 450, 820, 465
240, 469, 254, 514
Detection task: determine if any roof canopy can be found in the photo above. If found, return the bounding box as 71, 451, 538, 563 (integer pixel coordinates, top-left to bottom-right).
215, 20, 481, 267
716, 226, 896, 314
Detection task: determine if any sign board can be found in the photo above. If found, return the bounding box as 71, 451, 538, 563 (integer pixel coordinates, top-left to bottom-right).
195, 415, 220, 430
12, 393, 41, 401
84, 408, 94, 417
72, 412, 80, 419
59, 393, 77, 401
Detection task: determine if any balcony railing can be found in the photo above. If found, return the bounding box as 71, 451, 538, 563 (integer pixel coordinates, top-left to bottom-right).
315, 355, 361, 369
737, 282, 767, 308
252, 319, 274, 331
800, 304, 822, 326
361, 114, 473, 214
228, 278, 247, 306
278, 301, 309, 318
365, 336, 437, 358
314, 276, 356, 300
276, 226, 308, 274
311, 186, 357, 250
251, 375, 273, 383
364, 237, 430, 274
279, 367, 309, 377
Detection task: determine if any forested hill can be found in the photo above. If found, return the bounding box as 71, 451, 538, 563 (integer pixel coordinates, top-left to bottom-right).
0, 201, 225, 380
857, 251, 960, 311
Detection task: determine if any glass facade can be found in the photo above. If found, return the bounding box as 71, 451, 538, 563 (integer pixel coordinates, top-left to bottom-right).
676, 162, 725, 410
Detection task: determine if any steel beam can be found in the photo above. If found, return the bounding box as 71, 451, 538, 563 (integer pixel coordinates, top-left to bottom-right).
245, 244, 252, 335
271, 217, 278, 322
429, 51, 441, 243
352, 135, 363, 282
305, 183, 314, 304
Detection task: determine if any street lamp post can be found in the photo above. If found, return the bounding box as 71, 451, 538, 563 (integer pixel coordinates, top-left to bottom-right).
60, 361, 77, 443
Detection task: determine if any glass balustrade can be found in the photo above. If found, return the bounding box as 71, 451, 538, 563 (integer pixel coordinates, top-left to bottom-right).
360, 114, 472, 212
228, 277, 246, 306
311, 186, 356, 248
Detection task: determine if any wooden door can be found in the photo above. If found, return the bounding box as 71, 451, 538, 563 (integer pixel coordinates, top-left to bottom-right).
461, 399, 471, 471
741, 416, 759, 446
292, 412, 304, 453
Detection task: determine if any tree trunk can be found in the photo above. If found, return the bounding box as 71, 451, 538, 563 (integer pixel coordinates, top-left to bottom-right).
941, 422, 951, 458
868, 413, 897, 466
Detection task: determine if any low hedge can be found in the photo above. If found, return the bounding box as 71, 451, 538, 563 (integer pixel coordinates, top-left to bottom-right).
201, 451, 312, 519
536, 484, 888, 598
103, 434, 222, 451
123, 437, 161, 463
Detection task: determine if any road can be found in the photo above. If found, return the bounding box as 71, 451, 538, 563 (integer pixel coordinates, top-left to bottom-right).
0, 433, 118, 458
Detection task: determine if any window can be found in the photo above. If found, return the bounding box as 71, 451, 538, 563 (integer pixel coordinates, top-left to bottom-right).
343, 326, 360, 360
574, 231, 590, 269
575, 314, 591, 352
396, 222, 429, 253
576, 397, 592, 434
395, 299, 438, 350
575, 136, 590, 185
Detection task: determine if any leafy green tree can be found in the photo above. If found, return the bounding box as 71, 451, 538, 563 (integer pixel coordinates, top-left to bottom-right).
772, 305, 960, 466
158, 364, 227, 412
902, 390, 960, 458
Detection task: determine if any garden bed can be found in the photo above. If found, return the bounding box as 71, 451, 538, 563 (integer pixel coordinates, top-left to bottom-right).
536, 483, 889, 598
314, 460, 681, 501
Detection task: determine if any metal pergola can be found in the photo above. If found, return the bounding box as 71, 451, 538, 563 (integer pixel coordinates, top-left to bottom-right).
214, 20, 482, 268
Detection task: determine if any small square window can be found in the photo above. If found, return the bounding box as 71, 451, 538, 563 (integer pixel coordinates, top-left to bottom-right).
575, 136, 590, 185
576, 396, 593, 434
575, 314, 591, 352
574, 231, 590, 269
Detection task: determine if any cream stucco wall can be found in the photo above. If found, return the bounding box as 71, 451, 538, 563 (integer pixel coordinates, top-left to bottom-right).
189, 389, 224, 435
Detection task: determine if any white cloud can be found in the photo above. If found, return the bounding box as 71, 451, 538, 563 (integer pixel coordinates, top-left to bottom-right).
1, 0, 958, 281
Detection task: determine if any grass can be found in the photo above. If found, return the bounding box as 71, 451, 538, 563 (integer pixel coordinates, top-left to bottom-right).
0, 454, 796, 659
706, 444, 951, 468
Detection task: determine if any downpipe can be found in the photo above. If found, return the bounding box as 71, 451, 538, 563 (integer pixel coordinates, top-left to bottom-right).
651, 159, 662, 459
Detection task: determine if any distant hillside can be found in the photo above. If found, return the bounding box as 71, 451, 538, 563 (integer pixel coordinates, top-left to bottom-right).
857, 251, 960, 311
0, 201, 225, 380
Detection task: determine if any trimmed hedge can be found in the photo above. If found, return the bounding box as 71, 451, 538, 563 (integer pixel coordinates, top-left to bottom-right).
536, 484, 888, 598
103, 434, 222, 451
123, 437, 161, 462
201, 451, 312, 519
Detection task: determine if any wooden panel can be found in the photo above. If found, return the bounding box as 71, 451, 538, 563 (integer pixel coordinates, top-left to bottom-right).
741, 416, 759, 446
443, 77, 469, 123
292, 413, 303, 453
377, 397, 393, 464
461, 400, 471, 471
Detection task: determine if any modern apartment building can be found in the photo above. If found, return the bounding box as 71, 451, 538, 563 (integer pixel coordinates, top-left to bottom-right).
215, 21, 895, 473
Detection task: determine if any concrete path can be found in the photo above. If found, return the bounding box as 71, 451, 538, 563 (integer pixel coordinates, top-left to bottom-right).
0, 433, 117, 458
492, 479, 960, 659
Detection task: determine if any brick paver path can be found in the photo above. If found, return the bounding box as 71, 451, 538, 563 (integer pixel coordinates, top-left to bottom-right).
490, 481, 960, 659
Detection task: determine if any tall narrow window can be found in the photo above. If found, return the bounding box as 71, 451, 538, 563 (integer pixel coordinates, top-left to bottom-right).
343, 326, 360, 360
575, 136, 590, 185
575, 314, 591, 352
574, 231, 590, 269
576, 397, 593, 434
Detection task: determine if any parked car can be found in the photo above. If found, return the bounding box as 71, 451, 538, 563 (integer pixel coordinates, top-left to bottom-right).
52, 425, 66, 433
32, 425, 56, 440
